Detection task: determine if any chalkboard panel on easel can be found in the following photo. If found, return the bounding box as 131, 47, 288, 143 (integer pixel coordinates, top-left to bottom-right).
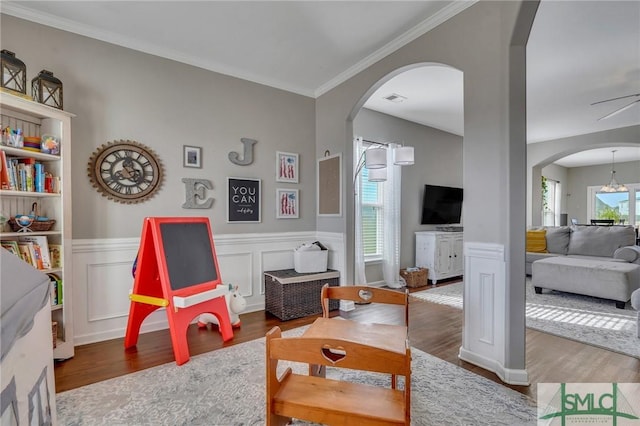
160, 222, 218, 291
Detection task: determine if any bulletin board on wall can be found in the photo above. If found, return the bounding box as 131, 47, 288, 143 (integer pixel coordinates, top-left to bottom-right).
317, 153, 342, 217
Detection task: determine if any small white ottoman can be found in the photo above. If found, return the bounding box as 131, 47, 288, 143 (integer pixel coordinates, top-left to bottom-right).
532, 257, 640, 309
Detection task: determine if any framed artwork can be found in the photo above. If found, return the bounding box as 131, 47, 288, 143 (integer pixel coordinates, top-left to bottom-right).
317, 153, 342, 216
227, 177, 261, 223
183, 145, 202, 168
276, 188, 299, 219
276, 151, 299, 183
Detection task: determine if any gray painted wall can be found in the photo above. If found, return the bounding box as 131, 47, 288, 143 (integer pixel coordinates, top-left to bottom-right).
1, 15, 316, 239
353, 108, 462, 271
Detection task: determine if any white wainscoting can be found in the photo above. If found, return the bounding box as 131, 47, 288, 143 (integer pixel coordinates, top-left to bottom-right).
72, 231, 345, 345
458, 242, 529, 386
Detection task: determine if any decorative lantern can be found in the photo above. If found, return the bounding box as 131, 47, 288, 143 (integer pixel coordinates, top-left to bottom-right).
32, 70, 63, 109
1, 50, 27, 94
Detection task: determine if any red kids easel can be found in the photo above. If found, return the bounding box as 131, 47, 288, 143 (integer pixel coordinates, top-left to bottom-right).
124, 217, 233, 365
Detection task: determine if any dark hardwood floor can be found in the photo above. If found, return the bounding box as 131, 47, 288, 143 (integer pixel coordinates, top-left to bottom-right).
55, 281, 640, 399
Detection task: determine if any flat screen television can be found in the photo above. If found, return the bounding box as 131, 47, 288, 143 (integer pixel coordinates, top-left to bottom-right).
420, 184, 463, 225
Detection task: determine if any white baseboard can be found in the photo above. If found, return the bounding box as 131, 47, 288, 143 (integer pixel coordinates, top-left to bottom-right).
458, 346, 530, 386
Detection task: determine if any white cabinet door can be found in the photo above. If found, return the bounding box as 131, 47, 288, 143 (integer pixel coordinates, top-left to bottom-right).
435, 236, 453, 276
415, 231, 464, 284
451, 235, 464, 275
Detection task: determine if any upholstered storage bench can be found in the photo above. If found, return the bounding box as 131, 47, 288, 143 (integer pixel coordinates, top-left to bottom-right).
532, 257, 640, 309
264, 269, 340, 320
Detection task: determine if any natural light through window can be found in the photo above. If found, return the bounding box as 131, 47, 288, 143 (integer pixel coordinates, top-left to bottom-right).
588, 183, 640, 225
359, 147, 384, 260
526, 304, 634, 331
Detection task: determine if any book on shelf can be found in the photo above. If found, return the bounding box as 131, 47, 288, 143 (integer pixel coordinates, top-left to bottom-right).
47, 273, 62, 305
17, 235, 52, 269
1, 240, 20, 257
49, 244, 62, 268
31, 243, 44, 269
49, 274, 58, 305
0, 150, 11, 190
16, 242, 34, 267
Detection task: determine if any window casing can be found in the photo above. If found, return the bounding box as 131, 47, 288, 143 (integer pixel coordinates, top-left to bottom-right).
542, 177, 561, 226
587, 183, 640, 226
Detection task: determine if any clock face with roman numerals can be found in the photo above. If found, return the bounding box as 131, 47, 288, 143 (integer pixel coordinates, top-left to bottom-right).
88, 140, 163, 204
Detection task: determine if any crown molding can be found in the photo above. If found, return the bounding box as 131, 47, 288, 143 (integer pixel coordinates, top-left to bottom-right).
2, 1, 476, 99
314, 1, 478, 97
0, 3, 316, 98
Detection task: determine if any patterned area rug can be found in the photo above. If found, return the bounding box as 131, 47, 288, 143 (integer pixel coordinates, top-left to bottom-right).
57, 326, 537, 425
411, 278, 639, 359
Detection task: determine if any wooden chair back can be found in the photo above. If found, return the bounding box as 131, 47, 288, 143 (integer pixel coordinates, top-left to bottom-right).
321, 283, 409, 326
266, 326, 411, 425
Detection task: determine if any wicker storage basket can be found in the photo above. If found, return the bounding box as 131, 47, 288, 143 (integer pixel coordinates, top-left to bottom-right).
400, 267, 428, 288
8, 217, 56, 232
264, 269, 340, 320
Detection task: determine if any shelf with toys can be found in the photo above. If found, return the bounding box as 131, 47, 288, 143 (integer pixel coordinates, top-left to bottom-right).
0, 91, 75, 360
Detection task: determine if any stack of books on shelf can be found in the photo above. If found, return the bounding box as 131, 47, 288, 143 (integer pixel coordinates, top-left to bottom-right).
1, 236, 62, 306
1, 236, 61, 270
0, 150, 60, 193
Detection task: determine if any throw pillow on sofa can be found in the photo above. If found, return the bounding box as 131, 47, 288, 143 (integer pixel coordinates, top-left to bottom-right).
544, 226, 571, 254
526, 229, 547, 253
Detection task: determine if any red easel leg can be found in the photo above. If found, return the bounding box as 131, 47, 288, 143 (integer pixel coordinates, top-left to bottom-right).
166, 295, 235, 365
167, 309, 193, 366
124, 302, 160, 348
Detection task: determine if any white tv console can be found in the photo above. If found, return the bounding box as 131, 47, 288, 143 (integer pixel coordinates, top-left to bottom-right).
415, 231, 464, 284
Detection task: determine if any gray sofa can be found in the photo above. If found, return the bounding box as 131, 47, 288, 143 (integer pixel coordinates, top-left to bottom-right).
528, 225, 640, 308
526, 225, 638, 275
632, 289, 640, 338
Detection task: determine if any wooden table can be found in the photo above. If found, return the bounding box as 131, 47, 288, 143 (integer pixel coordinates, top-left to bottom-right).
303, 317, 407, 353
302, 317, 408, 383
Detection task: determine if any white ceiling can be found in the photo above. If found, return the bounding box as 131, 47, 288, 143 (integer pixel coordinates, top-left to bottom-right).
2, 1, 639, 167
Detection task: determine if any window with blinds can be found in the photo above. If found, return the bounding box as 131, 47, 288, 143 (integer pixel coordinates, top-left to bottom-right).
361, 167, 384, 259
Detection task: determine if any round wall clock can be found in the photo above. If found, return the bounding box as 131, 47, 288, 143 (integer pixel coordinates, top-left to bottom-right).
88, 140, 163, 204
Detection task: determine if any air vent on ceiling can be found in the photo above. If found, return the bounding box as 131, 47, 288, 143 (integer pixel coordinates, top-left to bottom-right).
383, 93, 407, 103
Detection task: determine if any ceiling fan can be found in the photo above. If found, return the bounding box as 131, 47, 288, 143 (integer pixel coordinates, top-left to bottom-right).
591, 93, 640, 121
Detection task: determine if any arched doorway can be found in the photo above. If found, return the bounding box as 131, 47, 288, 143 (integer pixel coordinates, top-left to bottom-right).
347, 63, 463, 288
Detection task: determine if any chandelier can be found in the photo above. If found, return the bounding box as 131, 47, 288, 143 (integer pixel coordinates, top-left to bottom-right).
600, 150, 628, 193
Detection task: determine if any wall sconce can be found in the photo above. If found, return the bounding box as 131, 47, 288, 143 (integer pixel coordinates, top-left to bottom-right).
32, 70, 63, 109
1, 50, 27, 95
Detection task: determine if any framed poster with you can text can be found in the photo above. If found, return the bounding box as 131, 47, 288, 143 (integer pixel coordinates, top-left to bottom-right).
227, 177, 261, 223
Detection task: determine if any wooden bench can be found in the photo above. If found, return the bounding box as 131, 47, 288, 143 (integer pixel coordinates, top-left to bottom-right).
266, 326, 411, 426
